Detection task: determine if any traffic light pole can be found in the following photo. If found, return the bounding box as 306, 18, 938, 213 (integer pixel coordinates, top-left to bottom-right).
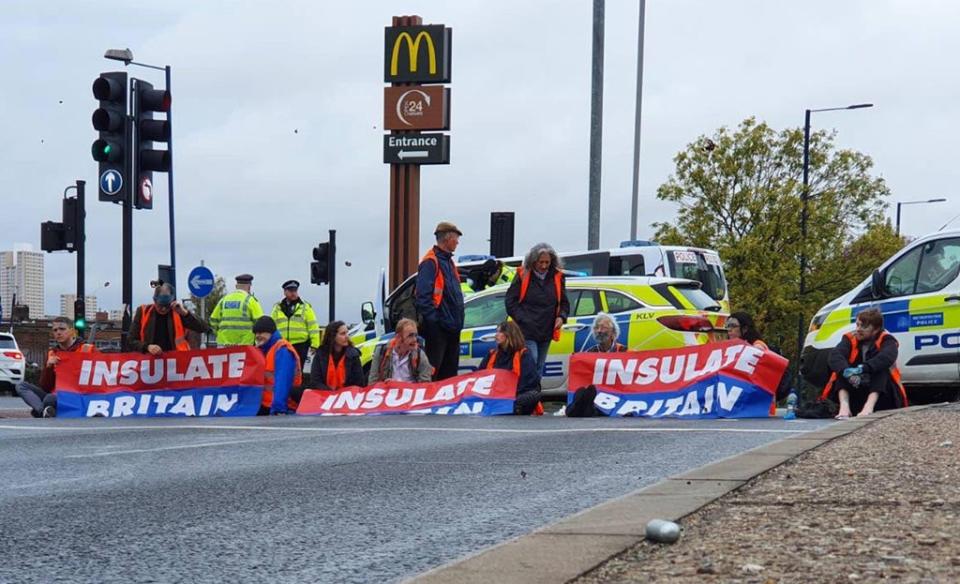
329, 229, 336, 322
121, 82, 135, 347
165, 65, 177, 294
76, 180, 86, 325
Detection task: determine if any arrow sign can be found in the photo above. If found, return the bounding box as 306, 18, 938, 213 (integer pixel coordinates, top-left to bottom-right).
383, 133, 450, 165
99, 169, 123, 196
187, 266, 215, 298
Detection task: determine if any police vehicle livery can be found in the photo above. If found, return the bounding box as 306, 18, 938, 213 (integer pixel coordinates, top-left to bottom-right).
801, 230, 960, 398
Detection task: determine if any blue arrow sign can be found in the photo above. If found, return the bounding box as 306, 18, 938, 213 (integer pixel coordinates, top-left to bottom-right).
99, 169, 123, 196
187, 266, 215, 298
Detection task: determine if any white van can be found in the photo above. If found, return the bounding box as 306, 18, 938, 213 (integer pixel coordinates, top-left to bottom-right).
801, 230, 960, 399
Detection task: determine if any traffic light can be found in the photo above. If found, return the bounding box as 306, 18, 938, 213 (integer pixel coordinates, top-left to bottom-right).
133, 79, 171, 210
73, 299, 87, 336
91, 72, 129, 203
311, 242, 331, 284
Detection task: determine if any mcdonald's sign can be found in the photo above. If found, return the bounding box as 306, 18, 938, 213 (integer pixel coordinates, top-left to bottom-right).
384, 25, 452, 83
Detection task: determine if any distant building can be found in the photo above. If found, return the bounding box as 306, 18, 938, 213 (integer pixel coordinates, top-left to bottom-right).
108, 309, 125, 322
0, 248, 44, 321
60, 294, 99, 322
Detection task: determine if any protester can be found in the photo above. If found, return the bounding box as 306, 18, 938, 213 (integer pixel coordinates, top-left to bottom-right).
478, 321, 541, 415
253, 316, 302, 415
129, 283, 209, 354
368, 318, 433, 384
415, 221, 465, 380
725, 311, 769, 350
505, 243, 569, 382
210, 274, 264, 346
15, 317, 94, 418
820, 307, 908, 419
311, 320, 365, 390
586, 313, 627, 352
270, 279, 320, 366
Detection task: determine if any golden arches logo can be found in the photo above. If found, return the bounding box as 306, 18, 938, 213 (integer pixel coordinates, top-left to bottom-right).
390, 31, 437, 77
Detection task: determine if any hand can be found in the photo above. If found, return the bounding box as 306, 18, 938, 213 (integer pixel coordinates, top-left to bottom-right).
848, 375, 862, 388
554, 317, 563, 330
842, 366, 863, 379
147, 345, 163, 356
169, 299, 187, 315
48, 354, 61, 366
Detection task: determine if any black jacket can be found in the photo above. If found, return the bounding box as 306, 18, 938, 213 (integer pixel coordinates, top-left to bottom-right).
505, 268, 570, 342
310, 346, 365, 390
128, 305, 209, 352
478, 347, 541, 414
415, 246, 465, 333
826, 331, 905, 408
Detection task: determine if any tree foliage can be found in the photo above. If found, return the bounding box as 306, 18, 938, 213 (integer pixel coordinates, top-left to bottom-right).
654, 118, 903, 380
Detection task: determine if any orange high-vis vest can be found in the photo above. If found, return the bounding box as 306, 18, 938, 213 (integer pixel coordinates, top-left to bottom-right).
377, 337, 422, 381
420, 248, 461, 308
515, 266, 564, 342
820, 331, 908, 407
140, 305, 190, 351
326, 353, 348, 390
485, 347, 544, 415
262, 338, 303, 409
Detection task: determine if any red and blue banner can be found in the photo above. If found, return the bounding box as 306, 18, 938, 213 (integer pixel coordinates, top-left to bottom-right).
54, 347, 265, 418
298, 369, 519, 416
568, 341, 788, 418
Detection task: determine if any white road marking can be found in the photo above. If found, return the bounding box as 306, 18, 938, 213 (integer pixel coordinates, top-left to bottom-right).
63, 430, 366, 458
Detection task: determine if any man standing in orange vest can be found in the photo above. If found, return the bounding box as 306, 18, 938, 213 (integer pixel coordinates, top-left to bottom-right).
128, 282, 209, 354
415, 221, 465, 380
820, 307, 908, 419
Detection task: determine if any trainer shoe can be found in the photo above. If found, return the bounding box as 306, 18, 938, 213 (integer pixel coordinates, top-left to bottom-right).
41, 405, 57, 418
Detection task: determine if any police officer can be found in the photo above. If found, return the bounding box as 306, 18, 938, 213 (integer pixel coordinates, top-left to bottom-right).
270, 279, 320, 366
415, 221, 465, 380
210, 274, 264, 346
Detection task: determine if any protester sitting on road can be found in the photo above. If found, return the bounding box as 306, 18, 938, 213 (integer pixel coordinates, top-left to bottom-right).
16, 317, 94, 418
311, 320, 365, 390
128, 282, 209, 354
586, 313, 627, 353
478, 321, 541, 415
505, 243, 570, 384
253, 316, 301, 415
820, 308, 908, 419
368, 318, 433, 384
725, 311, 769, 350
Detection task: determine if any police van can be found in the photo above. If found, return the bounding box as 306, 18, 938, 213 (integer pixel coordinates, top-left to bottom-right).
801, 230, 960, 399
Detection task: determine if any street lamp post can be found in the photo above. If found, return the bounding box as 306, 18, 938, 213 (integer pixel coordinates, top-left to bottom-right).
795, 103, 873, 392
895, 198, 947, 236
104, 49, 177, 294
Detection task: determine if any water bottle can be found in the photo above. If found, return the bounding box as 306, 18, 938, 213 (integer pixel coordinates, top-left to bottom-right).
784, 390, 797, 420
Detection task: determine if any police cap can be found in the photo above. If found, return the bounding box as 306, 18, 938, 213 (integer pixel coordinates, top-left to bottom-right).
236, 274, 254, 284
282, 280, 300, 290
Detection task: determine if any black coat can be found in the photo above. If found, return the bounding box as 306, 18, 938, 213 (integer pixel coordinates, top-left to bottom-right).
826, 331, 905, 408
505, 269, 570, 343
478, 347, 541, 414
415, 246, 465, 334
128, 305, 209, 352
310, 346, 365, 390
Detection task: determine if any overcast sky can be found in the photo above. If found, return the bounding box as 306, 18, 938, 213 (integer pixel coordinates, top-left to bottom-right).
2, 0, 958, 320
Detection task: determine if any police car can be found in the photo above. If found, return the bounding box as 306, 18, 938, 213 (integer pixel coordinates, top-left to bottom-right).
356, 276, 727, 398
801, 230, 960, 399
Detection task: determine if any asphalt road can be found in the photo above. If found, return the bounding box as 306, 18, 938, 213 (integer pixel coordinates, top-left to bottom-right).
0, 414, 832, 583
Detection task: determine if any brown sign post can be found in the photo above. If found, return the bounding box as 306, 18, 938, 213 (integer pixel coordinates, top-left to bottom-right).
384, 15, 452, 291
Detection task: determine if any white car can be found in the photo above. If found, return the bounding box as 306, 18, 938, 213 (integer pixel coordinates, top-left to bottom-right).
0, 332, 26, 395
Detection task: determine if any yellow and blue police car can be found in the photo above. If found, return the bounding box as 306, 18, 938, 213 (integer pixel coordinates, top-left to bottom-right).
355, 276, 728, 398
801, 230, 960, 400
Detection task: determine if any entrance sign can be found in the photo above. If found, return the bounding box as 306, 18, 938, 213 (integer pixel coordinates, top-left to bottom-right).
383, 133, 450, 165
383, 86, 450, 130
384, 25, 452, 83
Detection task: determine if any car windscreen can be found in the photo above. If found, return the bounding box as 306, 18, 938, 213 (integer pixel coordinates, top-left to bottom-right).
655, 283, 722, 311
666, 250, 727, 301
0, 339, 16, 349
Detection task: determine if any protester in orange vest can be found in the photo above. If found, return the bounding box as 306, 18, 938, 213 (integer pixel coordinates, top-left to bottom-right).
367, 318, 434, 384
585, 313, 628, 353
415, 221, 466, 381
478, 321, 541, 415
16, 316, 95, 418
128, 282, 209, 354
252, 316, 301, 415
505, 243, 570, 384
821, 307, 908, 419
310, 320, 365, 391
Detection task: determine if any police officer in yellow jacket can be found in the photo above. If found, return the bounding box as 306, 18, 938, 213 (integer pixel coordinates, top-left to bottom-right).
270, 279, 320, 366
210, 274, 264, 346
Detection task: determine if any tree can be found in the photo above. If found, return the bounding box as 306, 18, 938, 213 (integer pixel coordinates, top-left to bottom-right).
189, 276, 227, 323
653, 118, 902, 389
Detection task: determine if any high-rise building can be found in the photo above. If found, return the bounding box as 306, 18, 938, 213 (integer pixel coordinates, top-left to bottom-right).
0, 249, 44, 321
60, 294, 99, 322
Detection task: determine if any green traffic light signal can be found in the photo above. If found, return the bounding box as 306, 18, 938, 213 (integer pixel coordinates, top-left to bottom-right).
75, 318, 86, 330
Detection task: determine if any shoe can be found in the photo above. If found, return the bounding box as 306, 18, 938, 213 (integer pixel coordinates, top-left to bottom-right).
41, 406, 57, 418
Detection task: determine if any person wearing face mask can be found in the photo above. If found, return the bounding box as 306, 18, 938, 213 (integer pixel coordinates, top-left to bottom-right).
128, 283, 209, 354
252, 316, 302, 415
16, 316, 95, 418
368, 318, 433, 384
310, 320, 366, 391
586, 313, 627, 353
820, 307, 908, 419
